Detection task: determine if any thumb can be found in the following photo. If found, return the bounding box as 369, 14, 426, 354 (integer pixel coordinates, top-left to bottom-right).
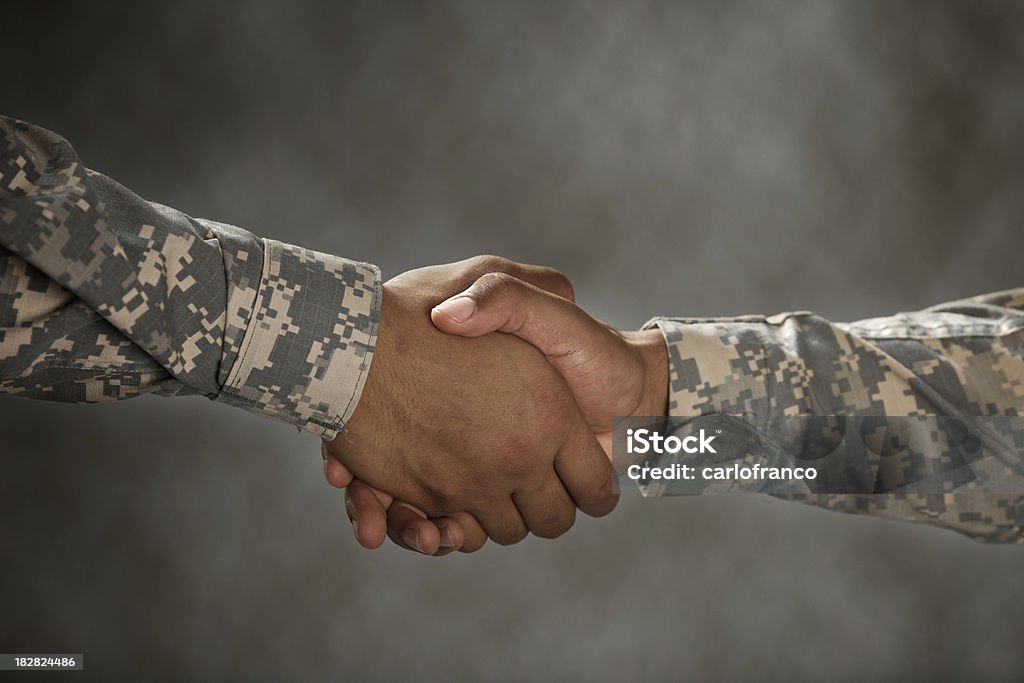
430, 272, 597, 360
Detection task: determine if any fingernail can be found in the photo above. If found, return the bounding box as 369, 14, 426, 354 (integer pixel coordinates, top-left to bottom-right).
320, 441, 328, 462
352, 519, 360, 541
402, 528, 423, 553
439, 527, 456, 549
433, 296, 476, 323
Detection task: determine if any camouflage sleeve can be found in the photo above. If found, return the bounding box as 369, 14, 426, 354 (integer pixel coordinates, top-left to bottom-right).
0, 116, 380, 439
645, 289, 1024, 542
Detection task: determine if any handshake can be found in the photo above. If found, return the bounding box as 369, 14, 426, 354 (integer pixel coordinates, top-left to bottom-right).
321, 256, 669, 556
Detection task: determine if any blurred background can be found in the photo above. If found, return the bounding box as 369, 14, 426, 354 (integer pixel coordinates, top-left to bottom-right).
2, 1, 1023, 680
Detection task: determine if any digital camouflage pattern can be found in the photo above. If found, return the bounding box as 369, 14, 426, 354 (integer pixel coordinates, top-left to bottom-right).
2, 116, 1021, 542
646, 291, 1024, 543
0, 117, 380, 439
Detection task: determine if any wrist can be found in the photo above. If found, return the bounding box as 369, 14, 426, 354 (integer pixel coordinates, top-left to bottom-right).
626, 328, 669, 417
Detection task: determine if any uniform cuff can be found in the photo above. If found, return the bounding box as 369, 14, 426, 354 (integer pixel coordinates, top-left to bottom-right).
643, 315, 782, 425
215, 239, 381, 439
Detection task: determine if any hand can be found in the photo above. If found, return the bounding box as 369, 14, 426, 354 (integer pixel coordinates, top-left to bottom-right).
432, 273, 669, 454
327, 271, 668, 554
322, 257, 619, 549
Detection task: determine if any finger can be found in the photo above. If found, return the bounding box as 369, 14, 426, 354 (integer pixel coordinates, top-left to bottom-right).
324, 445, 395, 510
451, 512, 488, 553
385, 502, 463, 556
322, 441, 354, 488
506, 262, 575, 302
344, 480, 390, 549
511, 474, 576, 539
382, 502, 468, 557
431, 274, 594, 366
473, 499, 529, 546
457, 256, 575, 302
427, 517, 464, 557
554, 417, 619, 518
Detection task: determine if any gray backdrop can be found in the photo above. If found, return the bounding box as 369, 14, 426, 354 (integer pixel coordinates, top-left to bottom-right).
2, 2, 1023, 681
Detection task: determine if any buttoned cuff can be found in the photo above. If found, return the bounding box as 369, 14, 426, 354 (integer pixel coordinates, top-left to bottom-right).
215, 239, 381, 439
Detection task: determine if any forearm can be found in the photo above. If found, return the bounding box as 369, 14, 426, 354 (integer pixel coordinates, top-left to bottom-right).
642, 291, 1024, 542
645, 291, 1024, 423
0, 116, 381, 438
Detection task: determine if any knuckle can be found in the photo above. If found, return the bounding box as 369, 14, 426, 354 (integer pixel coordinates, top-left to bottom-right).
469, 254, 510, 275
492, 525, 529, 546
582, 478, 619, 518
460, 537, 487, 553
473, 271, 518, 300
532, 508, 575, 539
542, 267, 575, 301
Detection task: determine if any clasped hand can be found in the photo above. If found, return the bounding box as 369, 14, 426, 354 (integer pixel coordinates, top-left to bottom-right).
321, 256, 668, 555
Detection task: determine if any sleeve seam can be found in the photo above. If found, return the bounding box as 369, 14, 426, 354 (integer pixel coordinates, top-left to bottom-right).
0, 362, 167, 379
